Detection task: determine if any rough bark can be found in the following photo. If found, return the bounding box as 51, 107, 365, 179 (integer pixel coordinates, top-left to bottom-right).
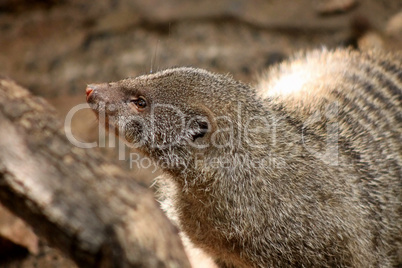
0, 77, 190, 268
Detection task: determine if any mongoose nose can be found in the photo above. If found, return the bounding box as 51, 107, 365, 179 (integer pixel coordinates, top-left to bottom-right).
86, 86, 94, 96
86, 85, 94, 101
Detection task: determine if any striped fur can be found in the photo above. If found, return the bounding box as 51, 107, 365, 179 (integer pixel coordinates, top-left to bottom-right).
257, 49, 401, 267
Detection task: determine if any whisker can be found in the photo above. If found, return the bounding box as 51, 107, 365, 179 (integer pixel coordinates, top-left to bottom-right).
150, 39, 160, 74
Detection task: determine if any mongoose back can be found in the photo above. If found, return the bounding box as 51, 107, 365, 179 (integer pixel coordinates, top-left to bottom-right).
86, 48, 402, 267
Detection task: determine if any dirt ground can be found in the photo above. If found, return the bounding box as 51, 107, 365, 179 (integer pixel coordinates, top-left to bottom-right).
0, 0, 401, 266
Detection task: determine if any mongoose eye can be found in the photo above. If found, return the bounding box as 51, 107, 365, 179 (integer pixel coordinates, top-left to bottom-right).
130, 97, 147, 109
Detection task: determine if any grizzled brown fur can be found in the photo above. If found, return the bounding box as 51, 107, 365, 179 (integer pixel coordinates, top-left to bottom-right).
87, 48, 401, 267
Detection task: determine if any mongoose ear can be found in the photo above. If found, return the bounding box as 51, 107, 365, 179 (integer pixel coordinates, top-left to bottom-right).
187, 118, 210, 142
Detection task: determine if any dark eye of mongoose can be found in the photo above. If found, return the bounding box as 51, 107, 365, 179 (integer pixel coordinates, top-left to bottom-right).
130, 97, 147, 109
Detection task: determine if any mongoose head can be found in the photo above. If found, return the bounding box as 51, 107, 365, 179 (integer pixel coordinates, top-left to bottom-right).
86, 67, 261, 174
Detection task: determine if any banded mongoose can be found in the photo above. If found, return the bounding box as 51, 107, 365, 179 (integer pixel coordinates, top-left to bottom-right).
86, 48, 402, 267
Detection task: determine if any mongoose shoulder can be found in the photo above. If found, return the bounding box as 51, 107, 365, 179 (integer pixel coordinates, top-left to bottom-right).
86, 48, 402, 267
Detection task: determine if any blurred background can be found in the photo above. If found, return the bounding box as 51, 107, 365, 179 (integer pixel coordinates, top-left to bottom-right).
0, 0, 401, 266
